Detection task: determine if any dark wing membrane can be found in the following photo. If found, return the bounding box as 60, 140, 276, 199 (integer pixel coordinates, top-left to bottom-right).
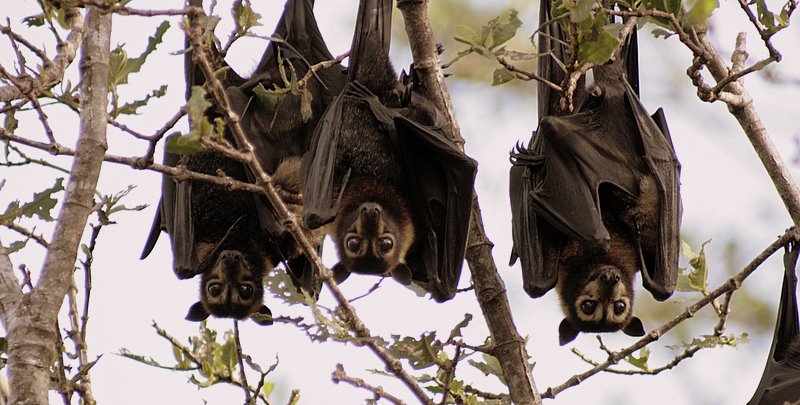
300, 93, 346, 230
395, 99, 476, 301
228, 0, 345, 237
509, 1, 680, 300
632, 100, 681, 300
301, 0, 390, 230
141, 0, 342, 292
749, 243, 800, 405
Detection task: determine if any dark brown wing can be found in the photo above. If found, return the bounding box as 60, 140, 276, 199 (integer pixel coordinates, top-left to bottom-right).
509, 0, 680, 300
749, 242, 800, 405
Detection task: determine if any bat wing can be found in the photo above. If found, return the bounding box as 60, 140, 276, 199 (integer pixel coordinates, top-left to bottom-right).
749, 243, 800, 405
300, 0, 390, 229
395, 102, 477, 302
229, 0, 345, 236
510, 5, 680, 300
340, 81, 477, 301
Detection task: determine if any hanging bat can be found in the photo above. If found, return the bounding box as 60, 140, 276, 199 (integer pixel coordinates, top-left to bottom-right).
748, 242, 800, 405
300, 0, 477, 302
509, 1, 681, 345
140, 0, 345, 323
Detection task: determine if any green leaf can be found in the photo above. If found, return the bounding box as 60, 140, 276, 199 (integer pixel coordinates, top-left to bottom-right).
109, 21, 170, 89
570, 0, 596, 23
166, 86, 218, 155
0, 178, 64, 224
468, 353, 506, 384
22, 14, 45, 27
677, 240, 710, 293
624, 347, 650, 371
387, 333, 443, 370
577, 18, 620, 65
300, 88, 313, 122
454, 25, 481, 46
667, 333, 750, 350
7, 240, 28, 254
263, 382, 276, 398
215, 338, 237, 376
492, 68, 516, 86
642, 0, 681, 16
488, 9, 523, 50
233, 0, 262, 35
685, 0, 718, 26
447, 313, 473, 342
187, 86, 212, 123
756, 0, 776, 28
166, 132, 205, 155
252, 83, 281, 113
113, 85, 168, 116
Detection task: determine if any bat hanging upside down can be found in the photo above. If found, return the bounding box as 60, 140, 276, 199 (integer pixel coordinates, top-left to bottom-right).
301, 0, 477, 302
509, 0, 682, 345
140, 0, 344, 323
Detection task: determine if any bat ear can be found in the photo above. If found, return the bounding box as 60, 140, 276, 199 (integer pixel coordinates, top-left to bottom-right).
185, 302, 210, 322
558, 319, 580, 346
391, 263, 412, 285
250, 305, 274, 326
623, 317, 646, 337
332, 263, 351, 284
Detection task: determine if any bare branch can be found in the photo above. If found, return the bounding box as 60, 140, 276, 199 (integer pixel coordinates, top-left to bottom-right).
233, 321, 255, 405
0, 8, 83, 103
331, 364, 405, 405
396, 1, 539, 403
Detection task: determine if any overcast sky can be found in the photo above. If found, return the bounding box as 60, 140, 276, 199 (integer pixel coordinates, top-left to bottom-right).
2, 0, 800, 403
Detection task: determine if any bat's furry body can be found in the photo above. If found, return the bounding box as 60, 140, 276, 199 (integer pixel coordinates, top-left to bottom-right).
301, 0, 477, 301
140, 0, 343, 321
509, 1, 681, 344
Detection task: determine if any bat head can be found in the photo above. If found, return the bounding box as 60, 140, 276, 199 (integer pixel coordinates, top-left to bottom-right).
556, 264, 645, 345
185, 250, 273, 325
330, 200, 415, 285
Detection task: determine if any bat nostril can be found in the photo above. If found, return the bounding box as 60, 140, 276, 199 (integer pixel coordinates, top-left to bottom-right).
360, 203, 381, 219
220, 250, 241, 263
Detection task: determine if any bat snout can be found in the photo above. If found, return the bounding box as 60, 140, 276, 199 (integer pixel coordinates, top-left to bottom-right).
359, 203, 382, 228
597, 267, 621, 285
219, 250, 244, 267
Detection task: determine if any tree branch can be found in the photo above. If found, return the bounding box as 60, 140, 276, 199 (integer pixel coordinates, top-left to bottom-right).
4, 6, 110, 404
0, 8, 83, 103
396, 1, 540, 404
544, 228, 799, 398
184, 11, 433, 403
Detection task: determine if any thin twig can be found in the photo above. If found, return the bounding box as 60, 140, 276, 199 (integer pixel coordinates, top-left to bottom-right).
543, 228, 799, 398
331, 363, 405, 405
233, 321, 254, 405
185, 11, 435, 403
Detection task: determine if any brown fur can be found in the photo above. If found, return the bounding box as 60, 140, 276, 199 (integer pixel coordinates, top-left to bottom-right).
328, 177, 415, 280
556, 177, 657, 344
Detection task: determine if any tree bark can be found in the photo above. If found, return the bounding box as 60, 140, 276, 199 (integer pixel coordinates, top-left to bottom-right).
696, 32, 800, 226
397, 1, 541, 403
4, 7, 111, 404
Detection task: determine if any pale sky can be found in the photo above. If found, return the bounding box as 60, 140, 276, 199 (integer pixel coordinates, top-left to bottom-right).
2, 0, 800, 404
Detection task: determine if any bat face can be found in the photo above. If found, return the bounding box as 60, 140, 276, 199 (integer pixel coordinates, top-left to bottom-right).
556, 235, 646, 345
185, 250, 272, 325
330, 200, 415, 285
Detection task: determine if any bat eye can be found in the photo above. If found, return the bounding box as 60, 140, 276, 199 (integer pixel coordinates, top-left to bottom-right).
580, 300, 598, 315
378, 237, 393, 253
346, 236, 361, 252
238, 284, 254, 299
207, 282, 223, 297
613, 300, 627, 316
